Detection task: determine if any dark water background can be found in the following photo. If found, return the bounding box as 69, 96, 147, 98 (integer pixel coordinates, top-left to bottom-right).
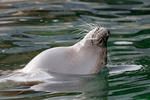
0, 0, 150, 100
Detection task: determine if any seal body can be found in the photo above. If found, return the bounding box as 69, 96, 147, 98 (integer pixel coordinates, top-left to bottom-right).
21, 27, 110, 75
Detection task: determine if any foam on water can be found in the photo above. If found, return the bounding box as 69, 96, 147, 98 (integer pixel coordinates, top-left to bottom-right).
108, 64, 142, 75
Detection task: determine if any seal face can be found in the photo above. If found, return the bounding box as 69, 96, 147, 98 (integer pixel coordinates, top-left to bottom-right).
83, 27, 110, 47
21, 27, 110, 75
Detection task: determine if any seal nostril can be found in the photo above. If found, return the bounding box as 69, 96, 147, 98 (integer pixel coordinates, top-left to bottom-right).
108, 30, 110, 35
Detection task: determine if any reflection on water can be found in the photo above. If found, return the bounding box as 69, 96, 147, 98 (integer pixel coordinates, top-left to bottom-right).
0, 0, 150, 100
0, 70, 108, 100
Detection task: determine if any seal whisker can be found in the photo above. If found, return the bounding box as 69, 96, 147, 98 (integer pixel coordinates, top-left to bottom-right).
77, 30, 86, 35
80, 19, 93, 28
75, 25, 89, 32
78, 19, 97, 31
97, 23, 101, 28
71, 29, 80, 33
71, 29, 86, 36
75, 31, 86, 42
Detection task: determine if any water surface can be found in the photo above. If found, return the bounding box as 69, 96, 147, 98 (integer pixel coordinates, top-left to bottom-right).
0, 0, 150, 100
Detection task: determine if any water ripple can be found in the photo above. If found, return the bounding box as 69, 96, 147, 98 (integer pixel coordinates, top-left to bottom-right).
0, 0, 150, 100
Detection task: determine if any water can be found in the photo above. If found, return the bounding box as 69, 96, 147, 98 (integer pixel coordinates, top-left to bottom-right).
0, 0, 150, 99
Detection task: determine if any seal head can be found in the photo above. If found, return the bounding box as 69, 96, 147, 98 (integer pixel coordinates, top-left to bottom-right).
82, 27, 110, 47
76, 27, 110, 73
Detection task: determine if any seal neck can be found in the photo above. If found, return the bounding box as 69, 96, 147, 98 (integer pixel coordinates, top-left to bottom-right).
72, 39, 95, 52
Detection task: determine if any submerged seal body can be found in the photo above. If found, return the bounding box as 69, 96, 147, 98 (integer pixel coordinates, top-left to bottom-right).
21, 27, 110, 75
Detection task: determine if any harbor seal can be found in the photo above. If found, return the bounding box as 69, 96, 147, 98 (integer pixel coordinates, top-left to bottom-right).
20, 27, 110, 75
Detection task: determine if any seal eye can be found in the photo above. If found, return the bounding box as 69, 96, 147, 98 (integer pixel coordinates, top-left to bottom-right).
98, 39, 103, 44
97, 38, 106, 47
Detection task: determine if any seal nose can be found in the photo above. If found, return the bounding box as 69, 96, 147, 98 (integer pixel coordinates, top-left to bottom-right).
106, 30, 110, 38
107, 30, 110, 36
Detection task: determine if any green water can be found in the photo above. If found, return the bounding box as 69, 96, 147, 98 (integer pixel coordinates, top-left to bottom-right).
0, 0, 150, 100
